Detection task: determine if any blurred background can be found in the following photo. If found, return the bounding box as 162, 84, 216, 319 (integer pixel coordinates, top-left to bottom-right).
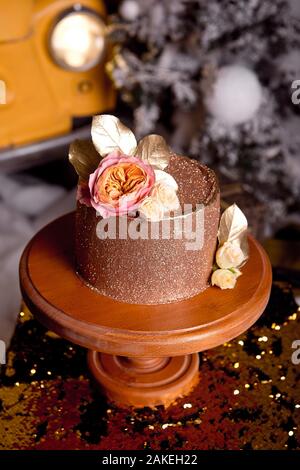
0, 0, 299, 344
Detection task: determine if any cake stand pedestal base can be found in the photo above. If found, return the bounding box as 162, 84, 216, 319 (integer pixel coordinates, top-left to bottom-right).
88, 352, 199, 408
20, 213, 272, 409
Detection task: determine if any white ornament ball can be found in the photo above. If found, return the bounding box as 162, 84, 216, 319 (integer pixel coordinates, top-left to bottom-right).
206, 65, 263, 126
120, 0, 140, 21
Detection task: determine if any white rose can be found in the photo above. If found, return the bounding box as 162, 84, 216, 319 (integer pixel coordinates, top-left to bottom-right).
216, 241, 245, 269
154, 169, 178, 190
211, 268, 241, 290
152, 182, 180, 211
139, 197, 165, 221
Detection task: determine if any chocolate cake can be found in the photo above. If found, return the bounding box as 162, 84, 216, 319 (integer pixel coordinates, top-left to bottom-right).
69, 115, 220, 304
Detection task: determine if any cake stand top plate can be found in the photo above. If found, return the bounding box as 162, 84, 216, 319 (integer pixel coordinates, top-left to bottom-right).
20, 213, 272, 357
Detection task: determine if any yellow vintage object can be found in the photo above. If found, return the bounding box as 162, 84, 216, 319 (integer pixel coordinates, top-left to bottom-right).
0, 0, 115, 149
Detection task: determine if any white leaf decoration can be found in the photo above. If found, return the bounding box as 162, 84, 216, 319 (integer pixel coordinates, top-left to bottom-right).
218, 203, 249, 263
91, 115, 137, 157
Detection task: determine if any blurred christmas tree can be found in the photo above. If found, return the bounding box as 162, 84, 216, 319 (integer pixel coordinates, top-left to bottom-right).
108, 0, 300, 234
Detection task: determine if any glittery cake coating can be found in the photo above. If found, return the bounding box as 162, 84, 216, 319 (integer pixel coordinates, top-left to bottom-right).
75, 155, 220, 304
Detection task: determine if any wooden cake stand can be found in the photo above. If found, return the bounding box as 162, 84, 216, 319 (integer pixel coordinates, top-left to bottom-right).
19, 213, 272, 408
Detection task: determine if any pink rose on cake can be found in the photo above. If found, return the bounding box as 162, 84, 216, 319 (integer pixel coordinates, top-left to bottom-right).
87, 151, 155, 218
77, 181, 92, 207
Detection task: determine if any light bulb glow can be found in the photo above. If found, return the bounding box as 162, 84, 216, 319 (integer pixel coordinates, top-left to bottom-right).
50, 11, 106, 71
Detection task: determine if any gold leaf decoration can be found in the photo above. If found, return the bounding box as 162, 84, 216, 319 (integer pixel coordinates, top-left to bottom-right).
91, 114, 137, 157
218, 203, 249, 265
69, 140, 101, 182
134, 134, 171, 170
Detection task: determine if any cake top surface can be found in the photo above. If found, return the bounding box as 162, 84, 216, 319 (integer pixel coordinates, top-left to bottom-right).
167, 154, 218, 207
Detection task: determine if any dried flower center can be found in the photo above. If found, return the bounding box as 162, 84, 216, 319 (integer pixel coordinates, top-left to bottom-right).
98, 163, 147, 202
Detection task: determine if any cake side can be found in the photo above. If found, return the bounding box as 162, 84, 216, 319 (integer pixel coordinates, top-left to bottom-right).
75, 154, 220, 304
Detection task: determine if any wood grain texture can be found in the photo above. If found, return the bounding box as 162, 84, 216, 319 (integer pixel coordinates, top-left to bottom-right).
19, 212, 272, 357
88, 352, 199, 408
